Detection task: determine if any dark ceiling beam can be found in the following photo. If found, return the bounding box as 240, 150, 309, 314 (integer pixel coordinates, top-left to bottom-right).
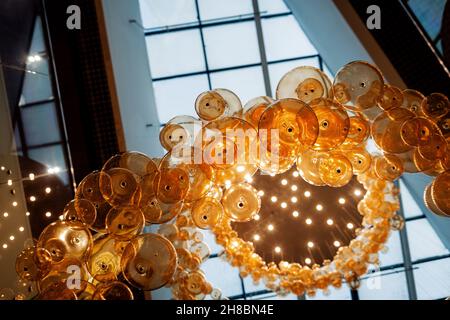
42, 0, 122, 183
346, 0, 450, 96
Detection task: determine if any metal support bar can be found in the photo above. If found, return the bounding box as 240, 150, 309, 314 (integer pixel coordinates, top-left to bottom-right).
395, 178, 418, 300
238, 275, 247, 300
350, 289, 360, 300
252, 0, 272, 96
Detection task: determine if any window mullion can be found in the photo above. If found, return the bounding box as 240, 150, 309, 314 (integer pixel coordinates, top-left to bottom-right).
252, 0, 272, 96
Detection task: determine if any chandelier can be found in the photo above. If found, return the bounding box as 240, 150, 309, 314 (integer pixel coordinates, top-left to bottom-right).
10, 61, 450, 300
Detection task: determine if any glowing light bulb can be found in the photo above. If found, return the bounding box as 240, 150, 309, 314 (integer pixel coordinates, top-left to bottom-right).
19, 227, 24, 232
291, 196, 298, 203
2, 244, 7, 249
0, 166, 4, 170
305, 218, 312, 225
267, 224, 274, 231
316, 204, 323, 211
338, 198, 346, 204
270, 196, 278, 203
327, 219, 334, 226
347, 223, 354, 229
25, 212, 30, 216
292, 210, 299, 218
257, 190, 264, 197
281, 179, 288, 186
237, 165, 245, 173
45, 187, 52, 194
305, 258, 311, 265
253, 234, 260, 241
3, 212, 8, 218
304, 191, 311, 198
291, 185, 298, 191
29, 196, 36, 202
9, 236, 14, 241
333, 241, 341, 247
29, 173, 35, 181
292, 171, 299, 178
274, 246, 281, 253
7, 180, 12, 186
59, 215, 64, 220
307, 241, 314, 248
45, 211, 52, 217
254, 214, 260, 221
245, 175, 253, 183
354, 189, 362, 196
12, 201, 18, 207
280, 202, 287, 209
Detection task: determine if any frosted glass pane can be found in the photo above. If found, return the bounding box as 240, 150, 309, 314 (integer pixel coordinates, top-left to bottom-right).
306, 286, 352, 300
146, 30, 205, 78
359, 269, 409, 300
366, 138, 379, 154
198, 0, 253, 21
243, 275, 268, 294
268, 57, 320, 97
202, 257, 243, 297
408, 0, 446, 40
414, 258, 450, 300
210, 67, 265, 106
28, 145, 69, 185
153, 75, 209, 123
21, 59, 53, 104
203, 230, 224, 255
21, 103, 61, 146
204, 22, 260, 69
379, 230, 403, 267
406, 218, 449, 261
262, 15, 317, 61
151, 287, 173, 300
400, 179, 423, 219
258, 0, 290, 15
139, 0, 197, 28
29, 16, 46, 54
